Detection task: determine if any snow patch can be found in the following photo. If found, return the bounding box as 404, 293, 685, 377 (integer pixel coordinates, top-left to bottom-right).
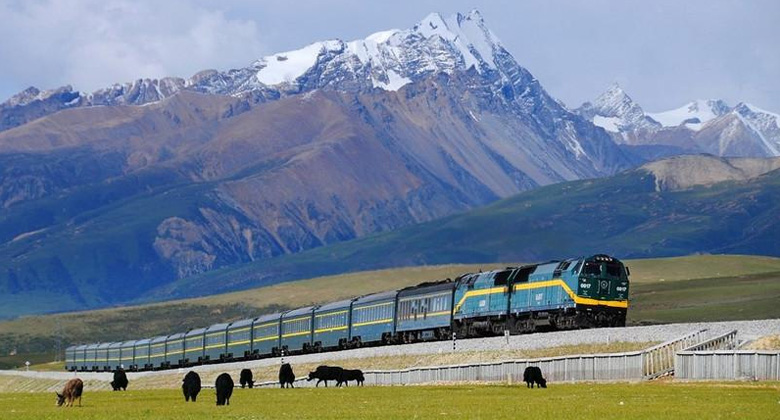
373, 70, 411, 91
255, 41, 343, 85
593, 115, 621, 132
647, 100, 725, 131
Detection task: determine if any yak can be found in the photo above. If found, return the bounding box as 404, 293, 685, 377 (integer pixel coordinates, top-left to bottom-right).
307, 365, 343, 387
110, 368, 128, 391
215, 373, 234, 406
279, 363, 295, 388
337, 369, 365, 387
182, 371, 202, 402
239, 369, 255, 389
56, 378, 83, 407
523, 366, 547, 388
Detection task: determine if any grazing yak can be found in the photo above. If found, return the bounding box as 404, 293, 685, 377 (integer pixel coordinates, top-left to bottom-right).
337, 369, 365, 387
215, 373, 234, 406
56, 378, 83, 407
307, 365, 343, 387
110, 368, 128, 391
523, 366, 547, 388
279, 363, 295, 388
239, 369, 255, 389
182, 371, 202, 402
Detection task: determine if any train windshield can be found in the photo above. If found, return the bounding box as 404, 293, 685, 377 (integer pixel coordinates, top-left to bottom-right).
605, 262, 624, 278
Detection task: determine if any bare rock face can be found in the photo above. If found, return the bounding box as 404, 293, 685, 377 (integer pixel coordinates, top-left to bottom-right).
641, 155, 780, 191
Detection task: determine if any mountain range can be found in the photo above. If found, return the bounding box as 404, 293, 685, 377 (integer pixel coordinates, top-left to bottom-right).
577, 84, 780, 159
0, 10, 778, 318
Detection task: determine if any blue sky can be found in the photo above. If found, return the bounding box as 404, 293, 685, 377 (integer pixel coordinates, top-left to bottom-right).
0, 0, 777, 112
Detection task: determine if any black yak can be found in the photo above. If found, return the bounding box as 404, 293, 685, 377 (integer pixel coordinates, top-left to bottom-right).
307, 365, 343, 387
110, 368, 128, 391
337, 369, 365, 387
215, 373, 234, 406
182, 371, 201, 402
56, 378, 83, 407
523, 366, 547, 388
279, 363, 295, 388
239, 369, 254, 389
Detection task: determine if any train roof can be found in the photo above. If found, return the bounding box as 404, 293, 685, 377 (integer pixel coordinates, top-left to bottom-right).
74, 344, 88, 350
120, 340, 137, 347
185, 328, 207, 337
228, 318, 254, 329
150, 335, 168, 344
97, 342, 112, 349
108, 342, 123, 349
65, 345, 78, 351
134, 338, 152, 346
283, 306, 316, 318
353, 290, 397, 305
167, 332, 186, 340
205, 323, 230, 333
254, 313, 282, 324
316, 298, 354, 312
398, 278, 455, 297
86, 343, 100, 350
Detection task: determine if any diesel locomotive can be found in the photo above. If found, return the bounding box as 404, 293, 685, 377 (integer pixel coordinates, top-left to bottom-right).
65, 254, 629, 371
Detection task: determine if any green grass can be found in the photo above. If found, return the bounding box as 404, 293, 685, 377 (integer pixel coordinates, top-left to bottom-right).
628, 271, 780, 323
0, 383, 777, 419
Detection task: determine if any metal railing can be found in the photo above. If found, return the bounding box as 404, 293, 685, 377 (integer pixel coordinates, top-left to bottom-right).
641, 329, 708, 379
681, 330, 738, 352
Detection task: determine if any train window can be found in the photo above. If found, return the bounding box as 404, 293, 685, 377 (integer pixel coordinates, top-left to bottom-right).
605, 262, 622, 277
494, 270, 512, 286
514, 266, 534, 283
582, 262, 601, 276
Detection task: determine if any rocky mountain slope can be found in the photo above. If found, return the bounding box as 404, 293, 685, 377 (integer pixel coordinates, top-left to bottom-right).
152, 155, 780, 301
577, 84, 780, 159
0, 11, 636, 316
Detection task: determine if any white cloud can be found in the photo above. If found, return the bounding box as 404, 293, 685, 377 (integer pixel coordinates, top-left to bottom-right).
0, 0, 265, 97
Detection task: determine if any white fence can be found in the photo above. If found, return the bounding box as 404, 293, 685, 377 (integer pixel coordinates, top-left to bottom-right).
256, 330, 711, 387
675, 351, 780, 380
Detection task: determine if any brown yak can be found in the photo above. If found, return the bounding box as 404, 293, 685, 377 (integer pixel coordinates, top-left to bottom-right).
56, 378, 84, 407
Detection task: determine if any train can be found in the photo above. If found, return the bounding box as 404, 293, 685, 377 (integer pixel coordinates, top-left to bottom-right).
65, 254, 629, 372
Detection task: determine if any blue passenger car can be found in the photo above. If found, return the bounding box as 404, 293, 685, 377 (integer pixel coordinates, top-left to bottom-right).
133, 338, 152, 370
184, 328, 206, 365
107, 342, 122, 370
204, 323, 229, 362
252, 313, 281, 357
349, 291, 397, 346
164, 332, 186, 368
65, 346, 77, 371
313, 299, 353, 351
85, 343, 100, 371
119, 340, 136, 370
149, 335, 167, 369
281, 307, 315, 354
397, 280, 456, 341
97, 342, 112, 371
226, 318, 253, 359
74, 344, 87, 371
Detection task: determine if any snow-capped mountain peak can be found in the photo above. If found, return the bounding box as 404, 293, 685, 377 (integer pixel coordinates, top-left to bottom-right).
647, 99, 730, 131
578, 83, 659, 133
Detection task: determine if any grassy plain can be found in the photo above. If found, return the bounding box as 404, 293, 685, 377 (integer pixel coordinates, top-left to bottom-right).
0, 382, 777, 420
1, 255, 779, 369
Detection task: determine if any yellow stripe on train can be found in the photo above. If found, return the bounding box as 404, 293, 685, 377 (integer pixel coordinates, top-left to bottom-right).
453, 279, 628, 313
